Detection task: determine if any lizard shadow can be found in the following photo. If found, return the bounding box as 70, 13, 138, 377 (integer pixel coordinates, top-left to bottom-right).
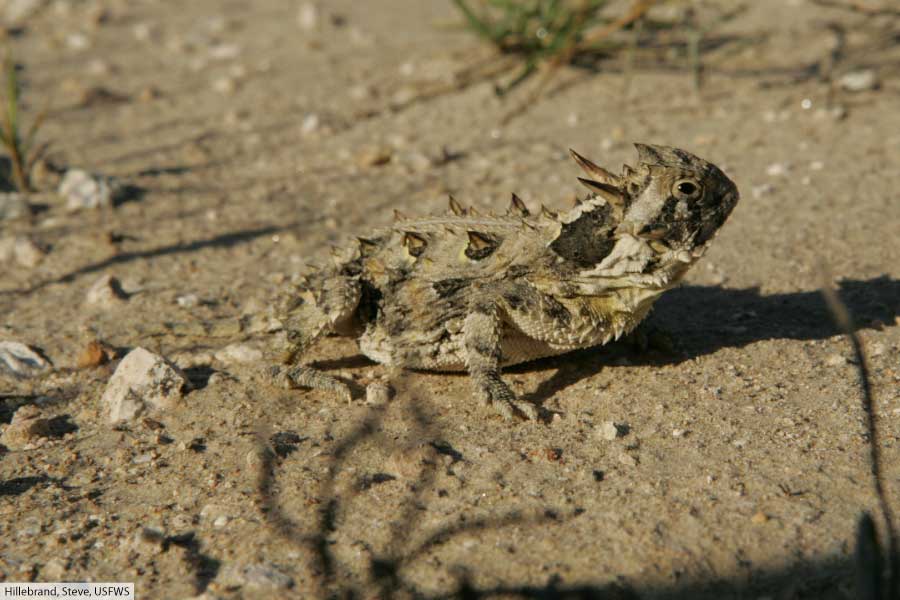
517, 275, 899, 408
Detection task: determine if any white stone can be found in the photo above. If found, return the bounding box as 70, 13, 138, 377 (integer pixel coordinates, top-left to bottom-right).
0, 341, 50, 378
59, 169, 120, 211
102, 348, 189, 423
214, 343, 262, 365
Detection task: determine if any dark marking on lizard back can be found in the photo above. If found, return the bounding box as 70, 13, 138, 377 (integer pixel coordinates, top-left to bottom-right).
549, 204, 616, 268
433, 278, 470, 298
465, 231, 501, 261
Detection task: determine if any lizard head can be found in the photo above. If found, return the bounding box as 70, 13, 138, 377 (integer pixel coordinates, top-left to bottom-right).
570, 143, 739, 252
621, 143, 739, 251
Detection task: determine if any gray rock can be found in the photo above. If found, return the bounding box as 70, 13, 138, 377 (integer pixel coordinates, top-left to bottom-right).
0, 193, 30, 220
0, 341, 50, 378
59, 169, 121, 211
102, 348, 189, 423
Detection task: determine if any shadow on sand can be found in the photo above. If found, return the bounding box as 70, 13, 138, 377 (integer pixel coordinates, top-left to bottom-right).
515, 276, 898, 407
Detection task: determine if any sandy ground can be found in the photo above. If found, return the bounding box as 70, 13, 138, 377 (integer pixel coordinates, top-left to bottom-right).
1, 1, 899, 598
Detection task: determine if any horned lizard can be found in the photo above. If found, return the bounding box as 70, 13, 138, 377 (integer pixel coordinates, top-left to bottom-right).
271, 144, 739, 419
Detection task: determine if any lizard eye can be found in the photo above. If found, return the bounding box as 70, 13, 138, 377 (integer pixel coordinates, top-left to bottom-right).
673, 178, 702, 200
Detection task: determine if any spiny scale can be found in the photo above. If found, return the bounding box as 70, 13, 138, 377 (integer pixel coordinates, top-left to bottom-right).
508, 193, 530, 217
569, 148, 619, 185
448, 195, 465, 216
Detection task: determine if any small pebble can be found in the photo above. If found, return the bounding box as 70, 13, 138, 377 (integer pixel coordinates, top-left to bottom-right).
365, 380, 393, 405
132, 22, 155, 41
618, 452, 637, 467
176, 294, 199, 308
404, 151, 433, 172
2, 0, 44, 25
301, 113, 320, 135
213, 76, 238, 94
66, 32, 89, 50
85, 274, 128, 308
1, 405, 57, 449
138, 86, 161, 102
751, 183, 775, 199
59, 169, 121, 211
597, 421, 619, 441
207, 372, 226, 386
297, 2, 319, 30
765, 162, 789, 177
221, 563, 294, 590
87, 58, 112, 76
42, 558, 67, 580
133, 452, 155, 465
348, 84, 372, 101
838, 69, 879, 92
751, 511, 769, 524
868, 342, 886, 357
76, 339, 117, 368
386, 442, 433, 480
133, 527, 166, 554
825, 353, 847, 367
356, 146, 392, 168
0, 193, 30, 220
208, 43, 241, 60
17, 516, 42, 538
215, 343, 263, 365
0, 235, 46, 268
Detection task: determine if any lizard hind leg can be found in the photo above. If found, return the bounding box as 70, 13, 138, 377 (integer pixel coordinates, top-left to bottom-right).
273, 276, 362, 403
463, 303, 539, 420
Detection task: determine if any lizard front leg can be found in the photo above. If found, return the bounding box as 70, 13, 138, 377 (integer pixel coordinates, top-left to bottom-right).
271, 275, 361, 402
463, 301, 539, 420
